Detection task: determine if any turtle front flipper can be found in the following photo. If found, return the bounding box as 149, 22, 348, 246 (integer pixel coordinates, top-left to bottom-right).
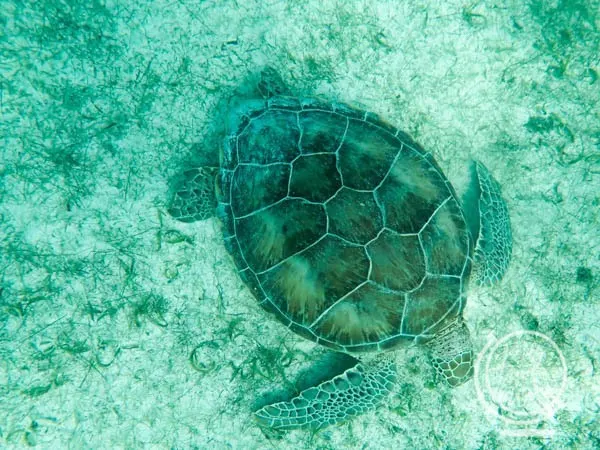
464, 161, 512, 285
254, 356, 396, 431
426, 317, 473, 387
168, 166, 219, 222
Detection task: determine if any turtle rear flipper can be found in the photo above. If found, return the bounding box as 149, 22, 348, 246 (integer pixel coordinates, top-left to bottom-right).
254, 356, 396, 430
168, 166, 219, 222
426, 317, 473, 387
464, 161, 512, 285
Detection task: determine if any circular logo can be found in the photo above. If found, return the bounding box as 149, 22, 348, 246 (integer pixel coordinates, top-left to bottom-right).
474, 330, 567, 434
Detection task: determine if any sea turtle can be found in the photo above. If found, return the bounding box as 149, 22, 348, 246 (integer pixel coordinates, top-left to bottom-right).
168, 68, 512, 430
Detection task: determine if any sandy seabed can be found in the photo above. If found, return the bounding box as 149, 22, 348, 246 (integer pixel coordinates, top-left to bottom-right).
1, 0, 599, 448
